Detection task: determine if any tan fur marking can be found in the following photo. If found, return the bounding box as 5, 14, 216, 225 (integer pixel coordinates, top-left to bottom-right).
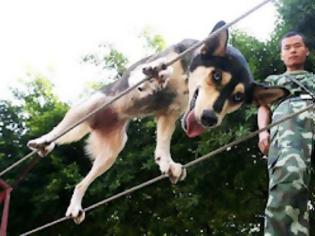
224, 83, 245, 114
221, 73, 231, 86
233, 83, 245, 94
206, 68, 231, 88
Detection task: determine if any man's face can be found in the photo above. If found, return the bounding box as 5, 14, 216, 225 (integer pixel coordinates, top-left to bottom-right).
280, 35, 309, 69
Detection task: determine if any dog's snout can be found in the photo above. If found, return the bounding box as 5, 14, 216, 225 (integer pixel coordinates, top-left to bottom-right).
201, 110, 218, 127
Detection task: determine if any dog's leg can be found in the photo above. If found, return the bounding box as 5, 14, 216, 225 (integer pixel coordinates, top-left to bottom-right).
155, 113, 186, 184
27, 92, 106, 156
66, 124, 128, 224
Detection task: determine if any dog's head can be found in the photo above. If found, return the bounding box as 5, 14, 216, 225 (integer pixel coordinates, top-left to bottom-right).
182, 21, 289, 138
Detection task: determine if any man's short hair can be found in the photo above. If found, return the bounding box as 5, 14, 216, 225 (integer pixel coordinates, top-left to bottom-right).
280, 31, 309, 49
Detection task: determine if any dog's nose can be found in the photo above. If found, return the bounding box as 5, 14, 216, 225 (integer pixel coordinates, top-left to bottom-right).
201, 110, 218, 127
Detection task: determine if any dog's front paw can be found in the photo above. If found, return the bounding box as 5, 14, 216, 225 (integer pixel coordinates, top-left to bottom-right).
168, 162, 187, 184
156, 66, 173, 89
142, 58, 167, 78
27, 136, 55, 157
141, 58, 173, 91
66, 204, 85, 224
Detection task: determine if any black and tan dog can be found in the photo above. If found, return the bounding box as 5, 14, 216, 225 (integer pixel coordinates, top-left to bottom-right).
27, 21, 288, 224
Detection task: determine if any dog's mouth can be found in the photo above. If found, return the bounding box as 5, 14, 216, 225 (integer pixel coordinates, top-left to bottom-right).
182, 88, 205, 138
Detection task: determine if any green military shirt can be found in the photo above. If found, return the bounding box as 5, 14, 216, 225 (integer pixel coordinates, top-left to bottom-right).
265, 70, 315, 95
265, 70, 315, 110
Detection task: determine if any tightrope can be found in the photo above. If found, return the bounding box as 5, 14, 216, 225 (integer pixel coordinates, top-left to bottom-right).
0, 150, 37, 177
20, 103, 314, 236
0, 0, 273, 178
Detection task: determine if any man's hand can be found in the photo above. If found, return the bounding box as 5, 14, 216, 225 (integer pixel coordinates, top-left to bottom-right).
257, 105, 271, 156
258, 130, 270, 155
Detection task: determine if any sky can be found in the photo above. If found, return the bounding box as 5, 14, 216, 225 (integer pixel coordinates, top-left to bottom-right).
0, 0, 278, 102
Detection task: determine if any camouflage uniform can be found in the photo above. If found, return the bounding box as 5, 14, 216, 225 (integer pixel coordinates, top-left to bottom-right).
264, 71, 315, 236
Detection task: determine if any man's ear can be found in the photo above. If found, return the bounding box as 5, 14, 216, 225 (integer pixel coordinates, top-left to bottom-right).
306, 48, 310, 56
249, 82, 290, 106
280, 52, 284, 62
201, 20, 228, 57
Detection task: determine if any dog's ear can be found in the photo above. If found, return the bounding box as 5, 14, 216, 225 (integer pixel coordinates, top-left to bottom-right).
248, 82, 290, 106
201, 21, 228, 57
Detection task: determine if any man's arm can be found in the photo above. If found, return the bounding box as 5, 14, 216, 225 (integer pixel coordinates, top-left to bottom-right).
257, 105, 271, 155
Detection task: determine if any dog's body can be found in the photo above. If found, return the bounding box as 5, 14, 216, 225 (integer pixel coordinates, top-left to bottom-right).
27, 21, 288, 224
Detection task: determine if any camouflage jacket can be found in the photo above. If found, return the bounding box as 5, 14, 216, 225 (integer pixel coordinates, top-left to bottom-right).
265, 70, 315, 110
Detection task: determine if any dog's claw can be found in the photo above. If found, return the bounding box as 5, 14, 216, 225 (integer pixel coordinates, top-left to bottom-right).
142, 65, 160, 78
27, 138, 55, 157
138, 58, 173, 94
73, 210, 85, 224
66, 205, 85, 224
142, 59, 169, 79
167, 164, 187, 184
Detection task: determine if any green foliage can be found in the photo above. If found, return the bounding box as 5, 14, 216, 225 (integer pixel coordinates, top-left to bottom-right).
276, 0, 315, 47
1, 2, 315, 235
103, 47, 129, 76
0, 74, 89, 235
275, 0, 315, 71
82, 44, 128, 79
230, 30, 284, 81
139, 27, 166, 54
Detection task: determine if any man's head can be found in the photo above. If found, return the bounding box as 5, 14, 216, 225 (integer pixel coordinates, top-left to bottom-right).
280, 32, 309, 71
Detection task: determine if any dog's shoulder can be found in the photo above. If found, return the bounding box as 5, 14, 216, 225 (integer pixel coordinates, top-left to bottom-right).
172, 39, 199, 73
173, 39, 199, 53
100, 55, 154, 96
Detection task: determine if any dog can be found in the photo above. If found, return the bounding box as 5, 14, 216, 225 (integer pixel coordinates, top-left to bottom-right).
27, 21, 288, 224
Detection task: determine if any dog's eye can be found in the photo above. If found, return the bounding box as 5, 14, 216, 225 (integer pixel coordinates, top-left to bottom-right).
212, 70, 222, 82
231, 92, 244, 103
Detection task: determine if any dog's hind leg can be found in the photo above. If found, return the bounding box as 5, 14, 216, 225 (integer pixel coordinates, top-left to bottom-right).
66, 123, 128, 224
27, 92, 106, 156
155, 113, 186, 184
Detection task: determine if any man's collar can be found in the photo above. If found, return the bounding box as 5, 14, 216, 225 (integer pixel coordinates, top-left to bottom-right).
285, 70, 308, 75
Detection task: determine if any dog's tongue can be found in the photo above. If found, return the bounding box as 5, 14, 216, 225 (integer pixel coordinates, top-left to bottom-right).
185, 111, 205, 138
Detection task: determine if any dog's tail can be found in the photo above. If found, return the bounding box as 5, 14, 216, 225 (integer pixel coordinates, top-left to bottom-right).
55, 123, 90, 145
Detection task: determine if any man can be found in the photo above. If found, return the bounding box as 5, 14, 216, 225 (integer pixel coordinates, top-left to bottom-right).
258, 32, 315, 235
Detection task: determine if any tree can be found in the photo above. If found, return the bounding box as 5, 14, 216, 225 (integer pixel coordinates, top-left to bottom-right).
0, 73, 90, 235
2, 1, 315, 234
82, 44, 129, 79
139, 27, 166, 56
268, 0, 315, 71
276, 0, 315, 49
